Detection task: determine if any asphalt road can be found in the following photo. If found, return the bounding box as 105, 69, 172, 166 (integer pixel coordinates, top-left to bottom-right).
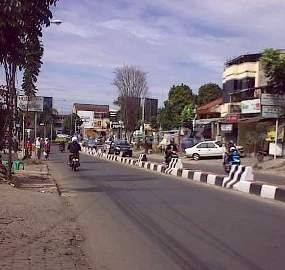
49, 150, 285, 270
137, 154, 285, 186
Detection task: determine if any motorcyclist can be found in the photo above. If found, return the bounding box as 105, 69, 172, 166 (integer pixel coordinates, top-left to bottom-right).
67, 136, 81, 164
165, 138, 178, 165
228, 146, 240, 164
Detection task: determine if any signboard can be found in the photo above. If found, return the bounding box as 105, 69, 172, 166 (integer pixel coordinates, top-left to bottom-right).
221, 124, 233, 133
241, 99, 261, 114
262, 106, 285, 118
17, 96, 43, 112
111, 122, 120, 129
111, 122, 124, 129
226, 113, 240, 123
261, 94, 285, 107
77, 110, 94, 128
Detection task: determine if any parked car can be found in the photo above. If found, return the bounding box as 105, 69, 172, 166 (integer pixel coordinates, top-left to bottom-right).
109, 140, 133, 157
185, 141, 224, 160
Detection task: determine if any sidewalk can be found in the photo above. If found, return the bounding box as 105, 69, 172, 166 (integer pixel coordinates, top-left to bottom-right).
0, 162, 92, 270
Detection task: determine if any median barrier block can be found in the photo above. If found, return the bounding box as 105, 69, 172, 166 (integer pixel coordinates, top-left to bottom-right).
275, 188, 285, 202
260, 185, 277, 199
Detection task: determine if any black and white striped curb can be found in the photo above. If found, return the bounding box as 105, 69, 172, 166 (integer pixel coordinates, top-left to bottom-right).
82, 147, 285, 203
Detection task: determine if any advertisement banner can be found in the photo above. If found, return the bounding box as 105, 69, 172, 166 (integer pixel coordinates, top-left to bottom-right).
262, 106, 285, 118
221, 124, 233, 133
261, 94, 285, 107
17, 96, 43, 112
241, 99, 261, 114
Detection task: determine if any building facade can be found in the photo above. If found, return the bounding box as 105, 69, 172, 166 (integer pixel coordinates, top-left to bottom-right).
222, 51, 285, 155
73, 103, 110, 137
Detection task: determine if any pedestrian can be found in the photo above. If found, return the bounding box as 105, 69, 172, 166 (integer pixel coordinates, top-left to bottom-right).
26, 139, 33, 158
43, 138, 51, 160
35, 137, 42, 160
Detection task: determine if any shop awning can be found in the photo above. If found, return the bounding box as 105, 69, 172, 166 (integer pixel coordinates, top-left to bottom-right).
238, 116, 268, 123
195, 118, 224, 125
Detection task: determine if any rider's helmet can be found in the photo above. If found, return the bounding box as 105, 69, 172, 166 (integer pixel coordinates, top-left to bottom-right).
72, 136, 78, 142
230, 146, 236, 152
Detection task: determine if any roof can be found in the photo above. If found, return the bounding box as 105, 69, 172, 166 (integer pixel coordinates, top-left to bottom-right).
73, 103, 109, 113
197, 98, 223, 115
225, 53, 261, 67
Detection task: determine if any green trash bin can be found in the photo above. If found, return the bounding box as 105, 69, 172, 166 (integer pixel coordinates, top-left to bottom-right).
13, 160, 24, 170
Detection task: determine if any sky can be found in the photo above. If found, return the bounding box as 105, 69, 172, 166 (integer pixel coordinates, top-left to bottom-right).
35, 0, 285, 113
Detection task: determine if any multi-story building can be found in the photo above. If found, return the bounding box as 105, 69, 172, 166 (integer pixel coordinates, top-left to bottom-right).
73, 103, 110, 137
222, 50, 285, 154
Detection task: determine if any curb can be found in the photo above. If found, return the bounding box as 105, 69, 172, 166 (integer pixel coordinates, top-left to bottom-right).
83, 147, 285, 204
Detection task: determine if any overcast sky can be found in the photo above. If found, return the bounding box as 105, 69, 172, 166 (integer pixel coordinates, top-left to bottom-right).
36, 0, 285, 113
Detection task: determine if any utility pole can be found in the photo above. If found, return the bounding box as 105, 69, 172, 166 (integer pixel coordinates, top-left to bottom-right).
22, 112, 25, 158
34, 112, 37, 139
142, 97, 145, 140
50, 122, 53, 141
274, 118, 279, 160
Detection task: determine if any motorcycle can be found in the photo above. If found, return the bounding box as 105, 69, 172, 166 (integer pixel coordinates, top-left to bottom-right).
223, 152, 241, 173
70, 154, 80, 171
59, 142, 65, 153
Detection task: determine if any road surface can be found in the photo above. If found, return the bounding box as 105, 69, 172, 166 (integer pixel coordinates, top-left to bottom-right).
49, 150, 285, 270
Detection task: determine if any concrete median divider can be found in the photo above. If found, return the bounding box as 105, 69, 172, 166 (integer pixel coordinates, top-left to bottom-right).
81, 146, 285, 203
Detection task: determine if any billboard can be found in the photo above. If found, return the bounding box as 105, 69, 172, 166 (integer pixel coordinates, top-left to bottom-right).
261, 94, 285, 107
241, 99, 261, 114
77, 110, 94, 128
17, 96, 43, 112
262, 106, 285, 118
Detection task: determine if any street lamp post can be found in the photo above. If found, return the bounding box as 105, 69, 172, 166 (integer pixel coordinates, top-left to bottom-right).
50, 19, 62, 25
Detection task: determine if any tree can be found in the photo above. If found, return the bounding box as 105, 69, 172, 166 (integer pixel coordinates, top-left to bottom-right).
181, 104, 194, 129
197, 83, 222, 106
113, 65, 148, 141
63, 114, 83, 135
159, 84, 196, 130
0, 0, 58, 179
261, 48, 285, 94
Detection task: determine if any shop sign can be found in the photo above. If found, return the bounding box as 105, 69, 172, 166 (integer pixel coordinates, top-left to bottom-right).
241, 99, 261, 114
226, 113, 240, 123
261, 94, 285, 107
262, 106, 285, 118
221, 124, 233, 133
17, 95, 43, 112
111, 122, 121, 129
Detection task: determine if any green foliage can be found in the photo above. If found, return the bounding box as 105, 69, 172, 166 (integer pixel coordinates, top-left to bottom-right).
261, 48, 285, 93
22, 37, 44, 96
181, 104, 194, 123
197, 83, 222, 105
159, 84, 196, 130
0, 0, 58, 94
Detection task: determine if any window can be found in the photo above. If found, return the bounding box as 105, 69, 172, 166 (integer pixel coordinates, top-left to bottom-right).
197, 143, 208, 148
207, 143, 216, 148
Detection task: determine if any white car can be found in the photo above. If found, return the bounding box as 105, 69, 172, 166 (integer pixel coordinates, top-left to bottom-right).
185, 141, 224, 160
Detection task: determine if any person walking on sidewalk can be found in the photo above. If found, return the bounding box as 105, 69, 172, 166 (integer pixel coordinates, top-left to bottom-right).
43, 138, 51, 160
35, 137, 42, 160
